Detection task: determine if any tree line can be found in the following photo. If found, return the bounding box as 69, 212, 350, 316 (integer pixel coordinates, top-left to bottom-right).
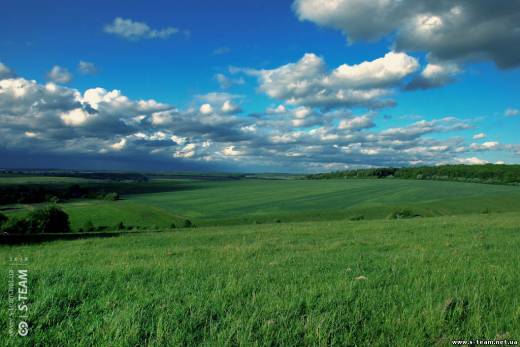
0, 184, 120, 205
0, 206, 70, 234
306, 164, 520, 185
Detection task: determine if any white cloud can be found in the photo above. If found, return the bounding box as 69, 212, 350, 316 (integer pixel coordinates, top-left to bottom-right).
174, 143, 197, 158
406, 60, 460, 90
472, 133, 486, 140
24, 131, 38, 138
151, 111, 173, 125
199, 103, 214, 115
47, 66, 72, 84
381, 117, 471, 140
78, 61, 97, 75
240, 124, 257, 133
222, 145, 244, 156
60, 108, 91, 126
505, 107, 519, 117
267, 104, 287, 114
469, 141, 500, 151
221, 100, 241, 114
171, 135, 187, 145
456, 157, 488, 165
104, 17, 180, 40
1, 67, 516, 172
110, 138, 127, 151
328, 51, 419, 89
82, 87, 130, 110
247, 51, 415, 109
482, 141, 499, 149
338, 114, 375, 131
293, 106, 312, 119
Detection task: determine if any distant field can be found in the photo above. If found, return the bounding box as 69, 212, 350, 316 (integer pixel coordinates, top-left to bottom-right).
4, 178, 520, 229
0, 176, 101, 185
1, 213, 519, 345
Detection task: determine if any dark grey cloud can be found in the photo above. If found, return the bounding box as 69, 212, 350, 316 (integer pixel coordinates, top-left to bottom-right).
294, 0, 520, 68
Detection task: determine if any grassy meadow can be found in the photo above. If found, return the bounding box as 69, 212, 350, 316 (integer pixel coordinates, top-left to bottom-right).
2, 174, 520, 345
4, 177, 520, 229
1, 212, 520, 345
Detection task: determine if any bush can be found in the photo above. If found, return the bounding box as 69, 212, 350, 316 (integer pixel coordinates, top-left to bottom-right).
388, 209, 421, 220
28, 206, 71, 233
104, 192, 120, 201
182, 219, 192, 228
0, 212, 8, 226
116, 221, 125, 230
170, 223, 176, 229
349, 215, 365, 221
46, 195, 61, 203
1, 218, 30, 234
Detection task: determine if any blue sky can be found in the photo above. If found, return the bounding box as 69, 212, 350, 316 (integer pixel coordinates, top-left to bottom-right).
1, 0, 519, 172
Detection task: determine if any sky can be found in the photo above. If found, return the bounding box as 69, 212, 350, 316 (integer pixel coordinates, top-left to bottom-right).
1, 0, 519, 172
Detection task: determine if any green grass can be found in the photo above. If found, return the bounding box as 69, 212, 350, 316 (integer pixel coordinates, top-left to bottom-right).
0, 176, 100, 185
7, 178, 520, 229
2, 213, 520, 345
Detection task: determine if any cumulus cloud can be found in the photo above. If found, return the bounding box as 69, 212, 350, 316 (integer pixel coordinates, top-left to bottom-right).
293, 0, 520, 68
406, 60, 460, 90
221, 145, 244, 156
110, 138, 127, 151
266, 105, 287, 114
1, 68, 517, 172
196, 92, 243, 116
456, 157, 488, 165
78, 61, 97, 75
221, 100, 241, 114
47, 65, 72, 84
104, 17, 180, 40
174, 143, 197, 158
338, 114, 375, 131
505, 107, 519, 117
470, 141, 500, 151
380, 117, 471, 141
473, 133, 486, 140
245, 51, 416, 109
328, 51, 419, 89
199, 103, 213, 115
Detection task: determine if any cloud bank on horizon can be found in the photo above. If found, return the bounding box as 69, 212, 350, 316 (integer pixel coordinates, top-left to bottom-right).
0, 0, 519, 172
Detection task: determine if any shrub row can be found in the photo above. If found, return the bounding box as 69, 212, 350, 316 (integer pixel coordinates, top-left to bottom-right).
0, 206, 70, 234
0, 184, 119, 205
307, 164, 520, 185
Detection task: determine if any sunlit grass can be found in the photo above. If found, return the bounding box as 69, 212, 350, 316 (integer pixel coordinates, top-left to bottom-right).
2, 213, 519, 345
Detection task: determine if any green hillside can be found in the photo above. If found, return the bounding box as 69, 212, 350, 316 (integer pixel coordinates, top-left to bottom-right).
2, 213, 519, 346
5, 178, 520, 230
